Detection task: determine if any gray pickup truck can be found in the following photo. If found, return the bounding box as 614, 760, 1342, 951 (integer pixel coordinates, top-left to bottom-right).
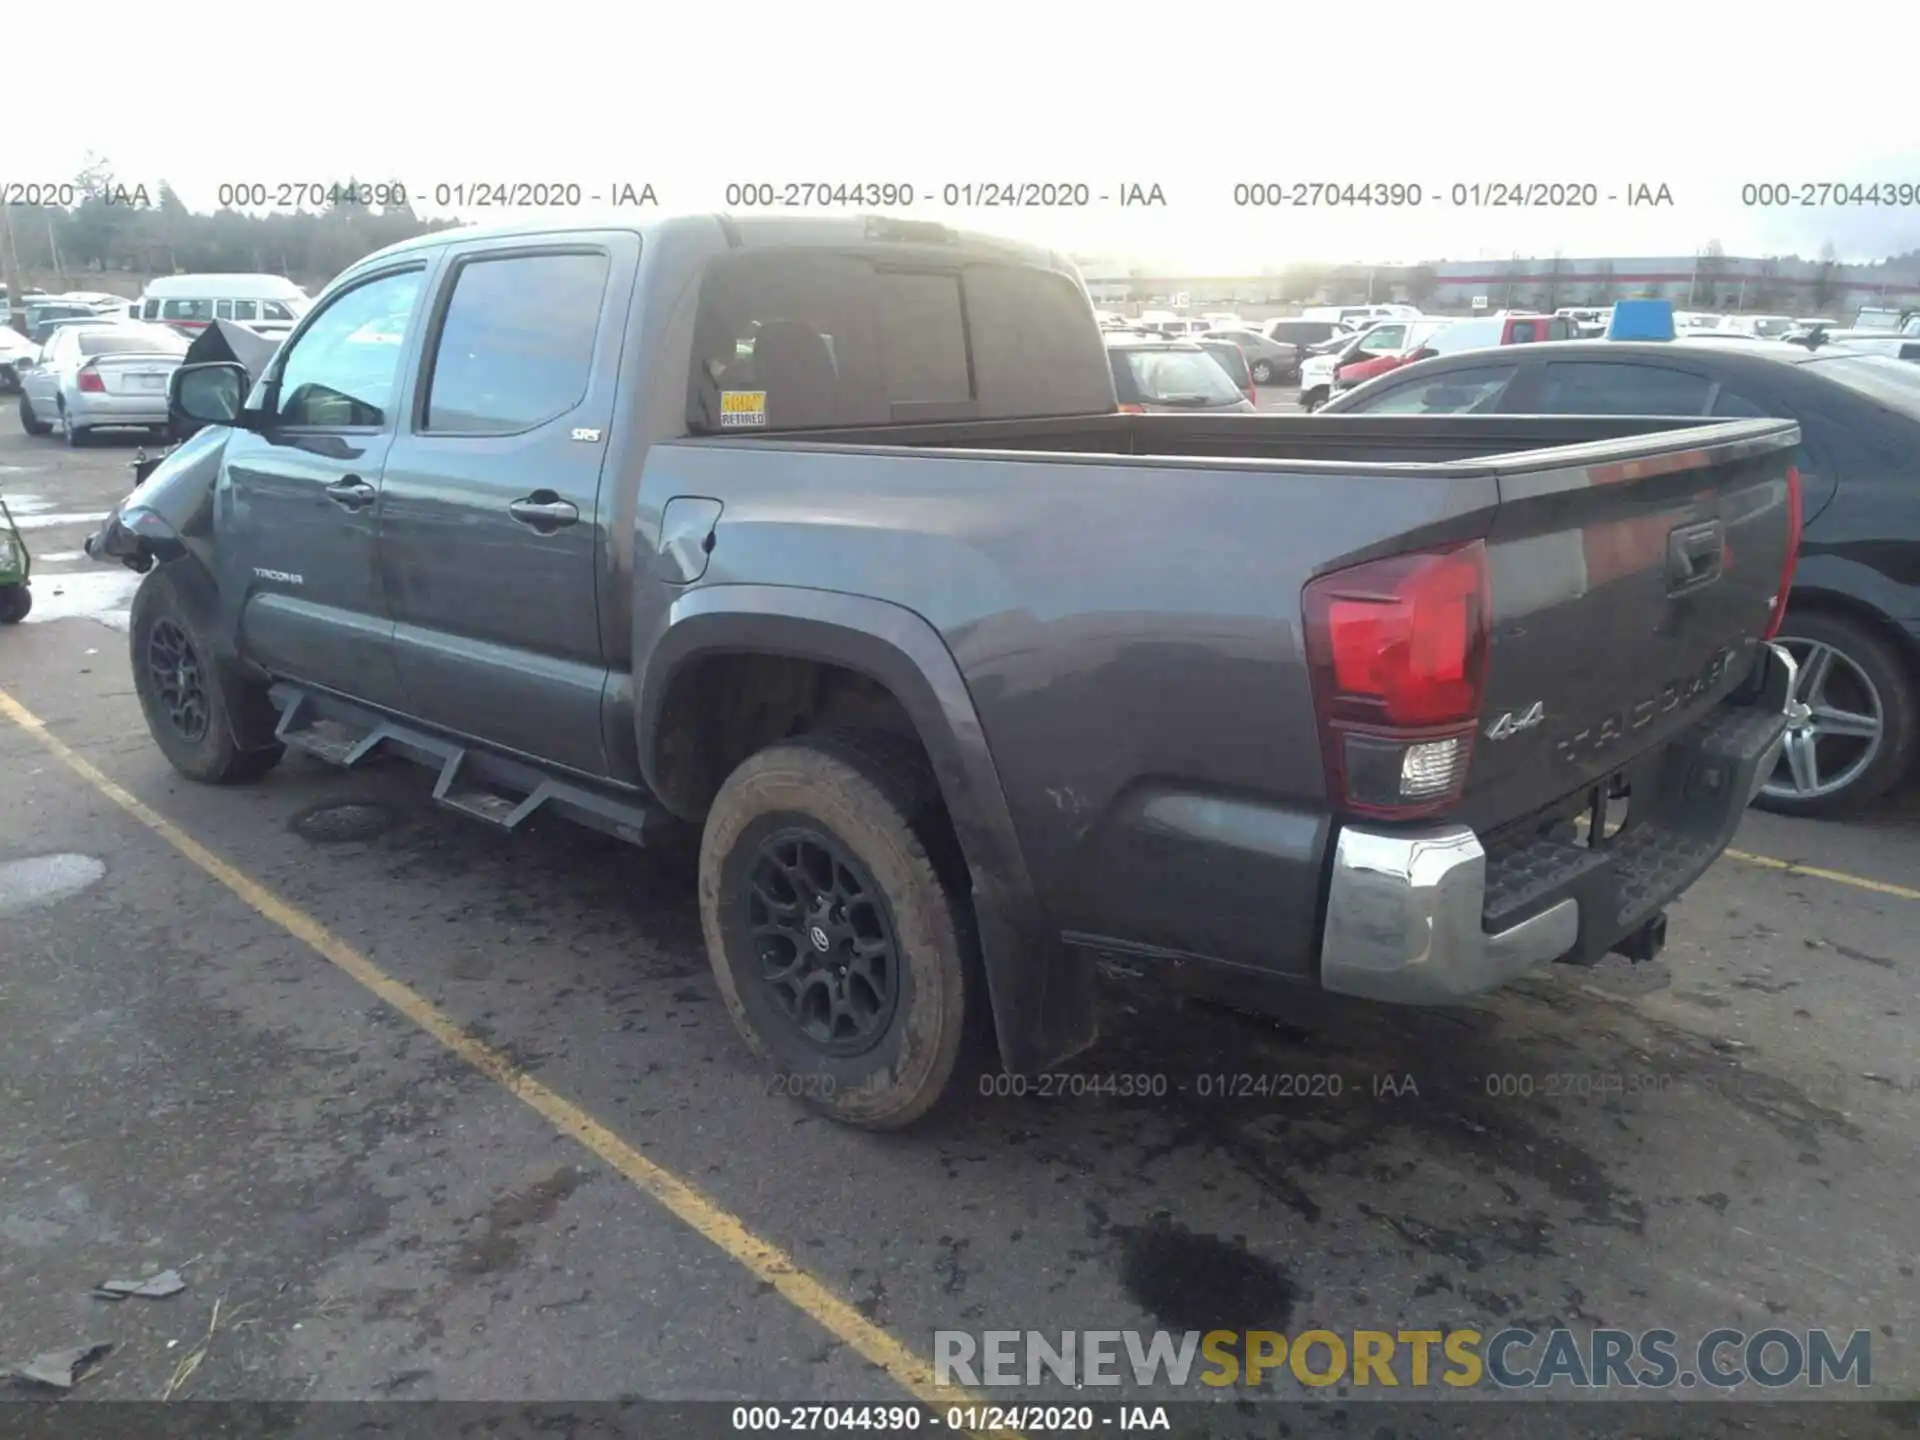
89, 214, 1804, 1130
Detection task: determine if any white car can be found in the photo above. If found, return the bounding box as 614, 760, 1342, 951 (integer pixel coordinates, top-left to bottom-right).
15, 322, 190, 445
0, 326, 37, 393
1719, 314, 1794, 339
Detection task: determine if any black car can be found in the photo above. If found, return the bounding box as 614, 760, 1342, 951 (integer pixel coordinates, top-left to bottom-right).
1324, 338, 1920, 816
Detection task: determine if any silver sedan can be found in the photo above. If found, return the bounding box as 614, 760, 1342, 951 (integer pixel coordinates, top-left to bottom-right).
16, 322, 189, 445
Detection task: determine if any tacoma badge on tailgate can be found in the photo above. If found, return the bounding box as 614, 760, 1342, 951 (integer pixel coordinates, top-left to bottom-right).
1555, 646, 1736, 767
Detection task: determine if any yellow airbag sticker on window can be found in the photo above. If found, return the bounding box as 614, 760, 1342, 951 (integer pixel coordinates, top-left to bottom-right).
720, 390, 767, 428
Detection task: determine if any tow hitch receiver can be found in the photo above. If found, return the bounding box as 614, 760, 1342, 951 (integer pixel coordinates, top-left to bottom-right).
1613, 911, 1669, 964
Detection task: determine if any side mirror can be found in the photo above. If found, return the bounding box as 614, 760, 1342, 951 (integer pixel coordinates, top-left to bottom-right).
170, 361, 252, 428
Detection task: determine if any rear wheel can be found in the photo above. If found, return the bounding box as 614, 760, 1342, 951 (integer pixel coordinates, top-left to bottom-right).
60, 404, 87, 447
1250, 359, 1276, 384
18, 393, 51, 436
699, 730, 980, 1130
1757, 610, 1916, 817
130, 568, 284, 784
0, 585, 29, 624
1301, 387, 1327, 413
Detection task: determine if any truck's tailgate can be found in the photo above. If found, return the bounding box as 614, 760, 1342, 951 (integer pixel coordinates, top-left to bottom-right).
1456, 420, 1800, 836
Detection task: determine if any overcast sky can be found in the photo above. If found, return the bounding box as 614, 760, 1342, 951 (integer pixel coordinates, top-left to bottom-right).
22, 0, 1919, 271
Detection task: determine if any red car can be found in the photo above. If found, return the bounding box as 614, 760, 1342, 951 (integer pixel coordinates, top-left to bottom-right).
1333, 312, 1574, 396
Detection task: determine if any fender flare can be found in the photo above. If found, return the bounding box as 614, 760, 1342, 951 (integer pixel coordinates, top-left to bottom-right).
636, 585, 1097, 1073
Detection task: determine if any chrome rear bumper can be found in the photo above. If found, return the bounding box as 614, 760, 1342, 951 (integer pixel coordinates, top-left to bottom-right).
1319, 642, 1797, 1005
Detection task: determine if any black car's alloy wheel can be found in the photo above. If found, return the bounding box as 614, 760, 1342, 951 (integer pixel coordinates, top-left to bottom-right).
1757, 611, 1917, 817
742, 827, 902, 1056
146, 617, 209, 742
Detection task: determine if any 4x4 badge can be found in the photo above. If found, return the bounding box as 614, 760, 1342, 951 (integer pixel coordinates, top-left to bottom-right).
1486, 701, 1545, 740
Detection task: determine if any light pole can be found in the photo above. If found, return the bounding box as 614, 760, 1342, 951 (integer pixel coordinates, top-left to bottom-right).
0, 206, 27, 337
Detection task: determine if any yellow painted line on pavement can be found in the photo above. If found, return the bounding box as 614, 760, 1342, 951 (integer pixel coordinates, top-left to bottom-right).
1725, 848, 1920, 903
0, 686, 1013, 1436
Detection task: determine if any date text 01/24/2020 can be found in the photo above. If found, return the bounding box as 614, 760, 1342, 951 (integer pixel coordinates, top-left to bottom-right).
1229, 181, 1676, 208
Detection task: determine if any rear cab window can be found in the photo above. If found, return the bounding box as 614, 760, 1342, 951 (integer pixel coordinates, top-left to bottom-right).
687, 249, 1113, 432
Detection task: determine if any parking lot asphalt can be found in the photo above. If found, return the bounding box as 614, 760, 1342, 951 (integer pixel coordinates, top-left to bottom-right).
2, 411, 1917, 1429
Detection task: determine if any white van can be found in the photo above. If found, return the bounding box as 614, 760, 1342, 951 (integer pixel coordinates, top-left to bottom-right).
138, 274, 312, 339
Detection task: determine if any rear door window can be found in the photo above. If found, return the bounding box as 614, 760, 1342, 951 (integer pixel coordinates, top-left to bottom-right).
422, 250, 610, 434
162, 298, 212, 322
1536, 362, 1714, 414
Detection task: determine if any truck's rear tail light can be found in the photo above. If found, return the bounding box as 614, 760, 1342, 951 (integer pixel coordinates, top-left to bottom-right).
1763, 464, 1802, 640
1303, 541, 1491, 819
77, 365, 106, 393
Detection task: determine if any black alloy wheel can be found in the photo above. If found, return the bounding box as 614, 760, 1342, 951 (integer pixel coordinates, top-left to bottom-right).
743, 825, 902, 1056
146, 616, 209, 743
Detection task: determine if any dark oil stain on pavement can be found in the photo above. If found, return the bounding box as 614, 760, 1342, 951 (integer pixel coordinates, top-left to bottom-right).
291, 801, 397, 844
1117, 1219, 1296, 1333
453, 1165, 594, 1277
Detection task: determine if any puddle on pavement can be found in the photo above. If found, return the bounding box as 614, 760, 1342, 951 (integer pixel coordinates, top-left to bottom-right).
0, 853, 107, 915
291, 802, 398, 844
1116, 1219, 1296, 1333
16, 568, 141, 628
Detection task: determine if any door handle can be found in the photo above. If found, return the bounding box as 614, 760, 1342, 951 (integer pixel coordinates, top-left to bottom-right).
509, 493, 580, 531
325, 476, 377, 509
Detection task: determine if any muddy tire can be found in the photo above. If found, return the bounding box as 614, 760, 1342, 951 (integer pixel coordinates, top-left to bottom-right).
0, 584, 29, 623
18, 393, 51, 436
699, 730, 979, 1130
130, 567, 284, 784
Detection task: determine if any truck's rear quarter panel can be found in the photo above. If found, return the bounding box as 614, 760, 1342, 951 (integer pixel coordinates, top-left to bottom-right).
637, 441, 1500, 976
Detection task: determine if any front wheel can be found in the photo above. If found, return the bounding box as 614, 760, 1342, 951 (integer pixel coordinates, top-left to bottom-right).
130, 568, 284, 784
0, 584, 29, 624
18, 393, 51, 436
1756, 610, 1916, 817
699, 730, 980, 1130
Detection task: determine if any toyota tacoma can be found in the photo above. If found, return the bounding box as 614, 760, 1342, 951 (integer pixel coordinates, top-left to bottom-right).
88, 214, 1803, 1129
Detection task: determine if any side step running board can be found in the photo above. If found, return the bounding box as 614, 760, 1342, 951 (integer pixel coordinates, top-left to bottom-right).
270, 683, 677, 848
